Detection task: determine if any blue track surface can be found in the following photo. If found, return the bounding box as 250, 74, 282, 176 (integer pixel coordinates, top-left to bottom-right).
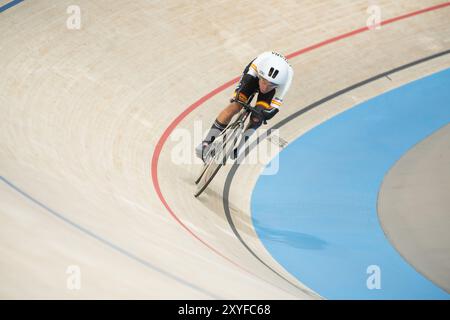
251, 68, 450, 299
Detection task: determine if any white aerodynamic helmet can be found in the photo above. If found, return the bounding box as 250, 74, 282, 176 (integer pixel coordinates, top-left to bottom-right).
257, 53, 290, 86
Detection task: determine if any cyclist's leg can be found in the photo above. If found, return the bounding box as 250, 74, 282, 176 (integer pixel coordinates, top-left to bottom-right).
194, 103, 235, 161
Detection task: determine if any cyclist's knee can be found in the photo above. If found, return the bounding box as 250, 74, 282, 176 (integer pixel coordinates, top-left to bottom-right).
219, 103, 240, 122
230, 101, 242, 112
225, 102, 241, 117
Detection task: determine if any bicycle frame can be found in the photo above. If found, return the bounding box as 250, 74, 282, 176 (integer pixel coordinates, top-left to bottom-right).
204, 96, 264, 164
194, 98, 261, 197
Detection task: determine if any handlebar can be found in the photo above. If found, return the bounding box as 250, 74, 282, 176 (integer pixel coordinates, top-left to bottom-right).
230, 98, 253, 110
230, 98, 267, 124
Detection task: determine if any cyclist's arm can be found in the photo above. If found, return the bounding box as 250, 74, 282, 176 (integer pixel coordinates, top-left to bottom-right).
232, 73, 255, 103
261, 107, 279, 120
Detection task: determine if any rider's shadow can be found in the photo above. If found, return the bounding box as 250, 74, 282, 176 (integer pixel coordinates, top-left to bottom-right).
251, 220, 328, 250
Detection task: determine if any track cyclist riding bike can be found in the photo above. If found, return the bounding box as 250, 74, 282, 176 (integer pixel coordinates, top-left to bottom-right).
195, 51, 294, 162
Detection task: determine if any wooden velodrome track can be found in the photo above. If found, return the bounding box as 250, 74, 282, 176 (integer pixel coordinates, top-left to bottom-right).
1, 0, 449, 298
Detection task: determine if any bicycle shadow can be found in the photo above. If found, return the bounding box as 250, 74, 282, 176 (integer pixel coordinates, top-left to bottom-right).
251, 219, 328, 250
225, 201, 328, 250
180, 171, 328, 251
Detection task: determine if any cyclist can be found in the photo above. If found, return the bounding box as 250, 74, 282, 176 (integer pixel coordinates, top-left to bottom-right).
195, 51, 294, 162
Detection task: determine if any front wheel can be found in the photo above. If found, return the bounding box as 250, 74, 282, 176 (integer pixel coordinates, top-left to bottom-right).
194, 155, 226, 197
194, 136, 223, 185
194, 125, 242, 197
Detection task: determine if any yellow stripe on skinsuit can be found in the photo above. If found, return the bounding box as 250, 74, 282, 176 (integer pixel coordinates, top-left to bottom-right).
256, 101, 271, 109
